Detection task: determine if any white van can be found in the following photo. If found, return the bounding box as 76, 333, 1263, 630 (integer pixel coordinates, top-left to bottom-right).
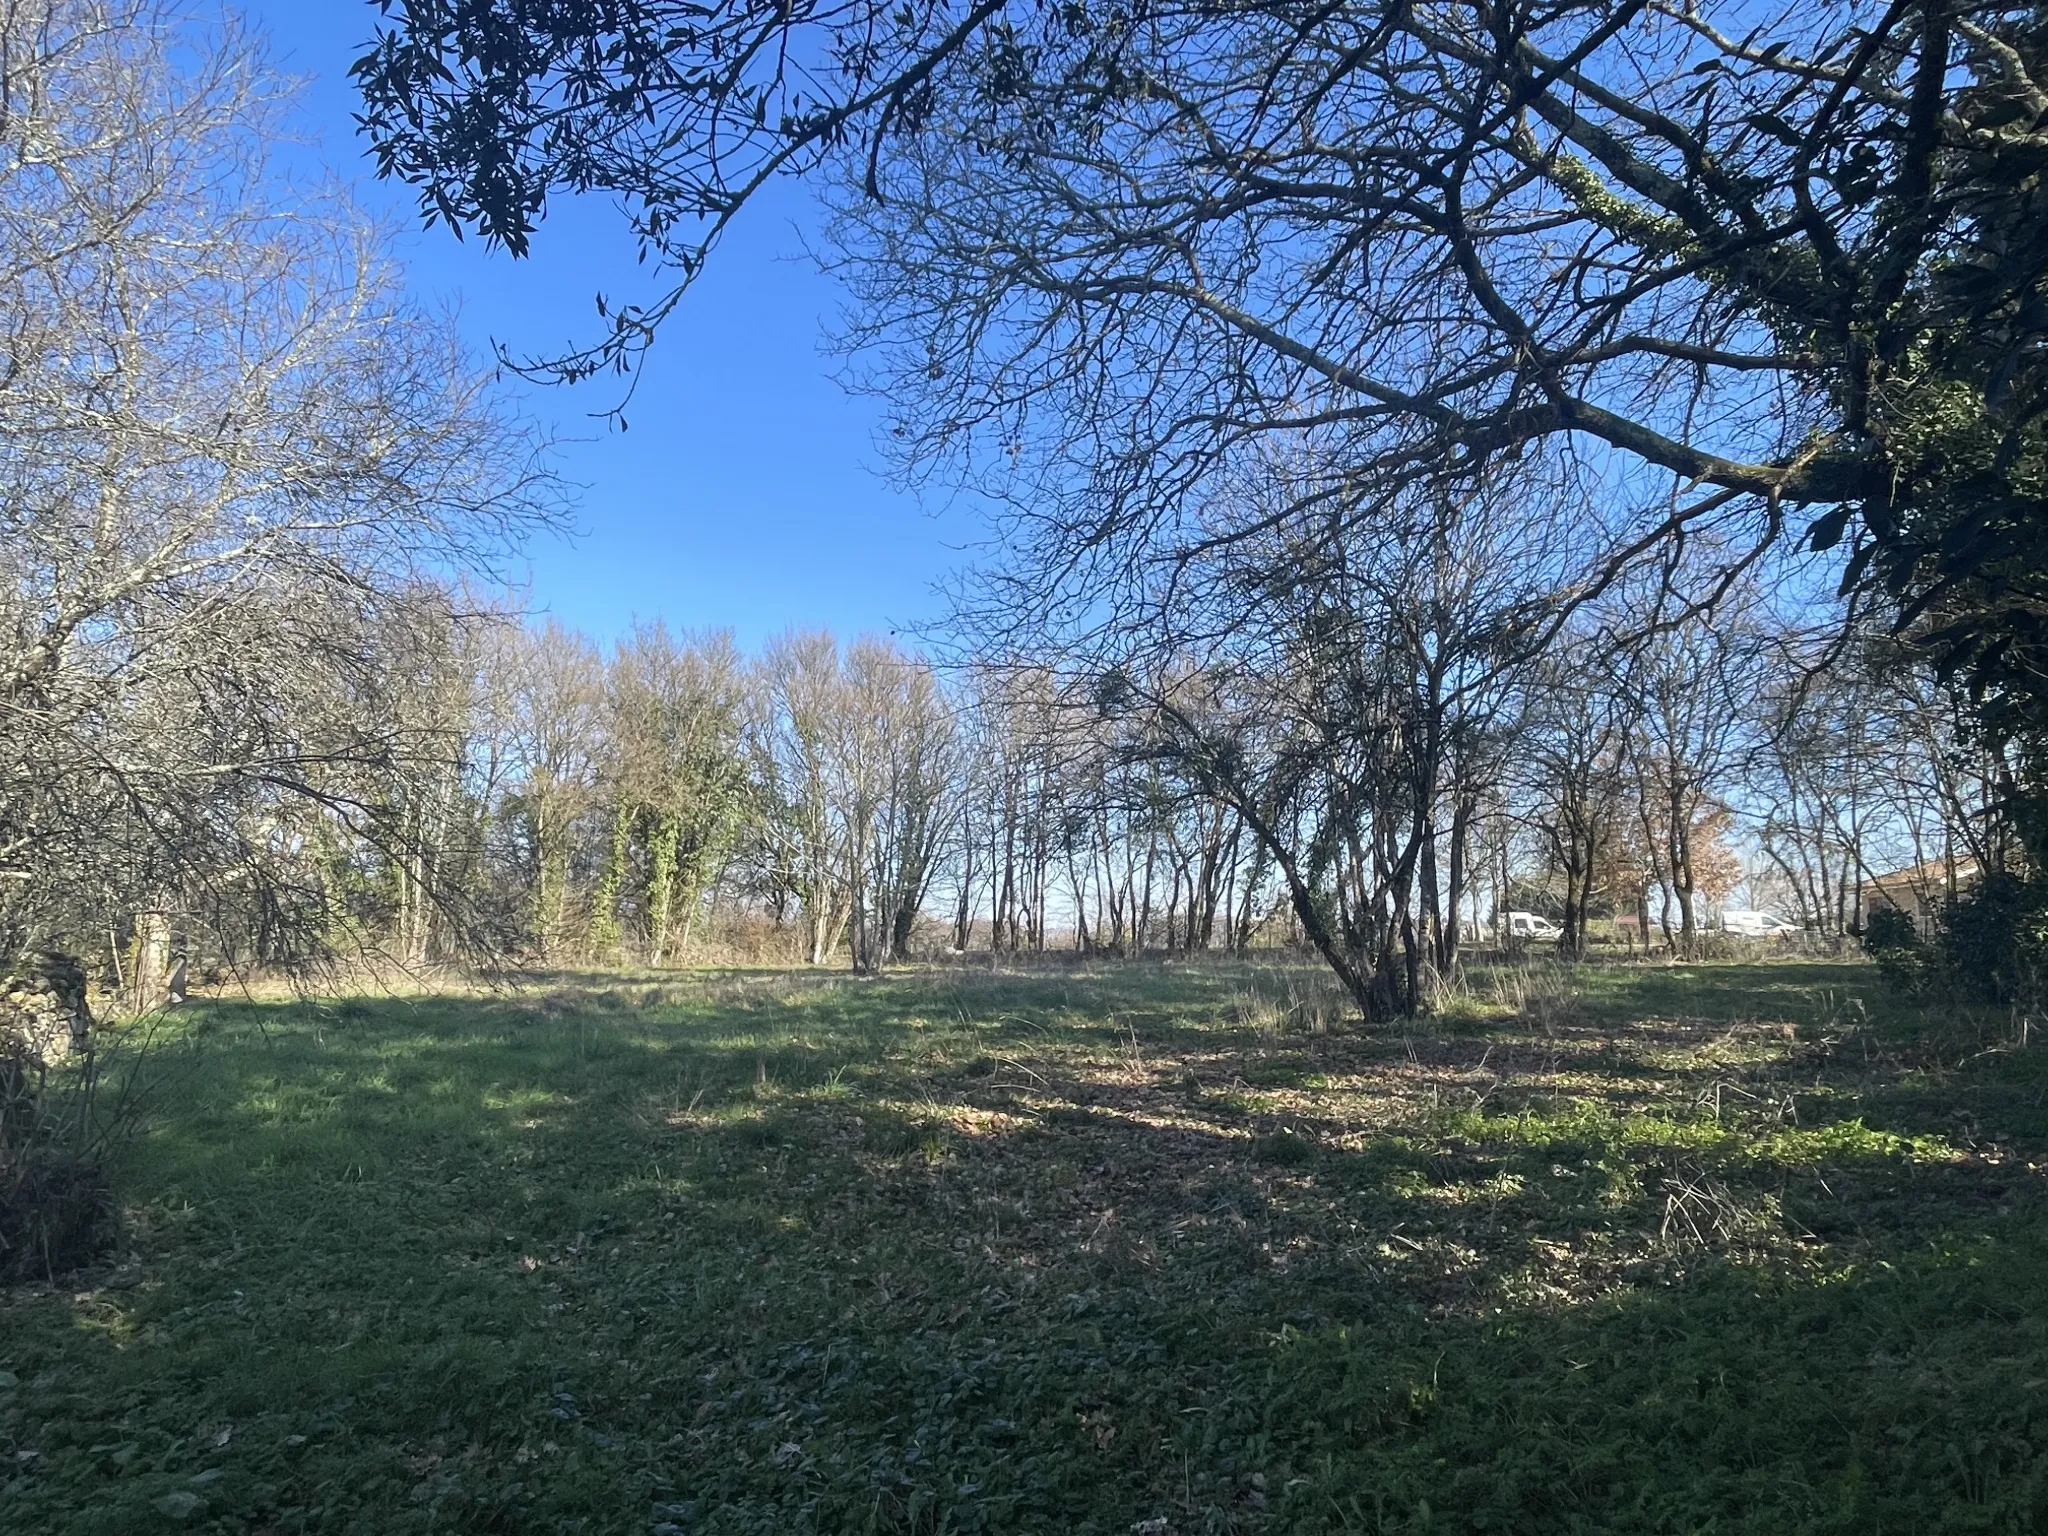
1504, 911, 1562, 940
1720, 909, 1799, 938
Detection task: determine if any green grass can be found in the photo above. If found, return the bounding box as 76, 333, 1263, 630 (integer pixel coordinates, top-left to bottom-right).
3, 959, 2046, 1533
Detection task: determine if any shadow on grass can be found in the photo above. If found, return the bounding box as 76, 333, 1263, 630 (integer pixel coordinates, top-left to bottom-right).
0, 962, 2043, 1534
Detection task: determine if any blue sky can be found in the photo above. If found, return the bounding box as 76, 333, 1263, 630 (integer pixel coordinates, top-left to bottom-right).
245, 2, 968, 649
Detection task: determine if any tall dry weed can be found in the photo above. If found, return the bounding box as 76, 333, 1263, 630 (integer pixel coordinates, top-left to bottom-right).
1230, 968, 1355, 1035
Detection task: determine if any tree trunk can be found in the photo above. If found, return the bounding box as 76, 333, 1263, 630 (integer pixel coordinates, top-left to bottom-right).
1440, 793, 1472, 973
130, 909, 172, 1014
589, 799, 634, 959
952, 840, 977, 951
646, 809, 680, 966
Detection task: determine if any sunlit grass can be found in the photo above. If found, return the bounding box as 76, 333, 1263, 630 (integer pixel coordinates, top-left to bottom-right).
0, 958, 2043, 1533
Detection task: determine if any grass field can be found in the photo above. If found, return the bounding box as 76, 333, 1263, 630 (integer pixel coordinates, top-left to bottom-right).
3, 957, 2046, 1534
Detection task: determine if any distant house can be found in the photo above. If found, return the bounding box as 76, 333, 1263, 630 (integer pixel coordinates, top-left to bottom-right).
1864, 856, 1980, 932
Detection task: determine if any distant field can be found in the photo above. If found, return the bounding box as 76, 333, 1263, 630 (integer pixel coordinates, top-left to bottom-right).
3, 958, 2045, 1534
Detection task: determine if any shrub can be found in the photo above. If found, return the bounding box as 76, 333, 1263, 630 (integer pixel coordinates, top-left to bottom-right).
1861, 875, 2048, 1007
1249, 1125, 1317, 1165
1860, 906, 1920, 954
1858, 905, 1932, 995
1933, 871, 2048, 1006
0, 1049, 117, 1283
1686, 932, 1745, 962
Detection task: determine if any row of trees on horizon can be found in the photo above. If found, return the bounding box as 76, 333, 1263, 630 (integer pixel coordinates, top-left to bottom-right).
214, 584, 2001, 1014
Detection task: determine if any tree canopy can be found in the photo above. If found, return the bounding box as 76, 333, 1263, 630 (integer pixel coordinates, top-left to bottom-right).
355, 0, 2048, 834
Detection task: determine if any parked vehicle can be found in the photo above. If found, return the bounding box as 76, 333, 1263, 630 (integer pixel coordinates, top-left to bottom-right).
1503, 910, 1563, 940
1720, 909, 1800, 938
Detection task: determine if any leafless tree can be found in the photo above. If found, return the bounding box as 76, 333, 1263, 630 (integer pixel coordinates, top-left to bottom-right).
1521, 639, 1637, 958
846, 638, 961, 967
356, 0, 2048, 922
492, 622, 603, 961
1621, 592, 1767, 952
0, 3, 560, 983
753, 632, 862, 966
1070, 473, 1564, 1018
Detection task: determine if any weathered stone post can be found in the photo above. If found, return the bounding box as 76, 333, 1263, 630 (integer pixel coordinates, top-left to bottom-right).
0, 953, 93, 1066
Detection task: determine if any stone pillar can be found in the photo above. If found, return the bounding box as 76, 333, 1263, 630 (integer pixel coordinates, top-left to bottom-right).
1, 952, 93, 1065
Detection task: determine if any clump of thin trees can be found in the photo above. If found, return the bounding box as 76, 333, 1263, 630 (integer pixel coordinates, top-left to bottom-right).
314, 622, 1288, 976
